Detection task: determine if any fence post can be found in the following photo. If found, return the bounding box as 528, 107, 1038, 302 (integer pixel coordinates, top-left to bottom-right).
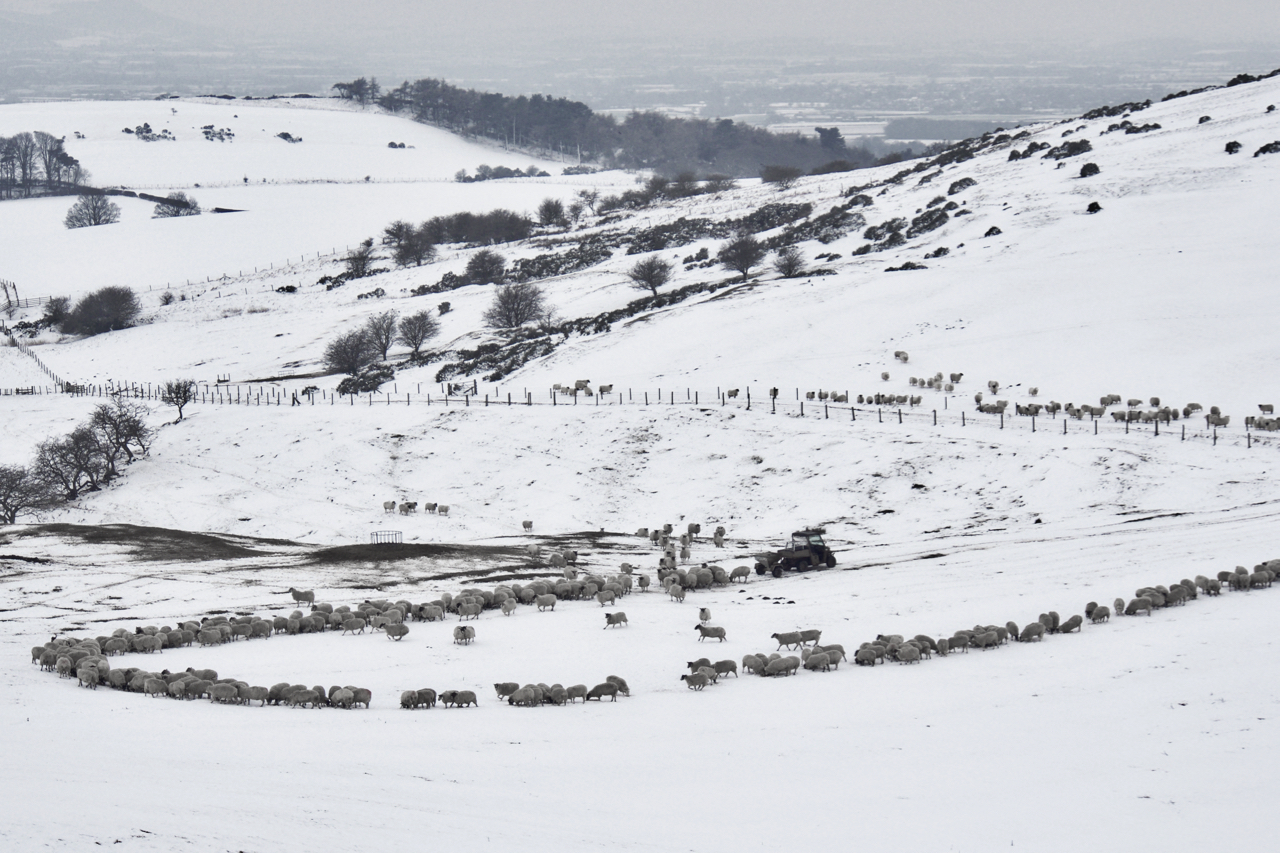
746, 388, 750, 411
1181, 424, 1185, 441
554, 393, 557, 406
851, 406, 855, 422
800, 401, 804, 416
878, 408, 882, 423
1213, 428, 1217, 446
1031, 416, 1035, 433
824, 404, 828, 419
1094, 419, 1097, 435
644, 392, 648, 405
1000, 412, 1004, 429
1063, 418, 1067, 435
962, 411, 965, 426
932, 410, 936, 426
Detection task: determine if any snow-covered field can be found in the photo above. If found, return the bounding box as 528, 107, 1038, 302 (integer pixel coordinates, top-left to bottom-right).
3, 80, 1280, 851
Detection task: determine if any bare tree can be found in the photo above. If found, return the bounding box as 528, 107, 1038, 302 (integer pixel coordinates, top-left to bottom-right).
393, 226, 436, 267
760, 165, 804, 189
324, 330, 372, 375
89, 400, 153, 464
482, 282, 548, 329
64, 193, 121, 229
537, 197, 567, 227
8, 132, 38, 197
717, 234, 767, 281
576, 188, 600, 215
153, 191, 200, 217
363, 310, 399, 361
344, 238, 376, 279
626, 256, 674, 297
396, 310, 440, 359
382, 220, 414, 248
33, 432, 106, 499
464, 249, 506, 285
61, 286, 139, 335
34, 131, 65, 190
0, 465, 53, 524
773, 246, 806, 278
160, 379, 198, 422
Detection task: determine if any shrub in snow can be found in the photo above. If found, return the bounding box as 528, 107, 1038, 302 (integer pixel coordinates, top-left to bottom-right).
1080, 162, 1101, 177
1226, 141, 1243, 154
1087, 201, 1103, 213
983, 226, 1002, 237
947, 177, 976, 195
1253, 142, 1280, 157
337, 365, 394, 395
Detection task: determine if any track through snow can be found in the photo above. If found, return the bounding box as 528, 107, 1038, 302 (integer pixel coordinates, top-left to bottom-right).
3, 80, 1280, 851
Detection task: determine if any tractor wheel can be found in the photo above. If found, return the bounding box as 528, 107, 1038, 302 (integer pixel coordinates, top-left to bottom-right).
754, 562, 768, 576
826, 553, 837, 568
771, 566, 783, 579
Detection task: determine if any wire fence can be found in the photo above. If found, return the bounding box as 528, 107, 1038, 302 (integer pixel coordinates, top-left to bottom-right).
29, 378, 1275, 452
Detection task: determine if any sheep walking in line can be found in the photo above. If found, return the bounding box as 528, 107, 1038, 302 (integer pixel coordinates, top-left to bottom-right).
681, 673, 710, 690
772, 631, 802, 650
695, 624, 727, 642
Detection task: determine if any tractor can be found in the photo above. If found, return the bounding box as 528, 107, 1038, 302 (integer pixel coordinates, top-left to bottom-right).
755, 529, 837, 577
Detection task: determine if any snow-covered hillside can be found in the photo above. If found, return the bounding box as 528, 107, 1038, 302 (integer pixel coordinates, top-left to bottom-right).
3, 77, 1280, 853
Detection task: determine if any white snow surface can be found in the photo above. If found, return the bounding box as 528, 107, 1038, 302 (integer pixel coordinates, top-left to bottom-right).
3, 83, 1280, 851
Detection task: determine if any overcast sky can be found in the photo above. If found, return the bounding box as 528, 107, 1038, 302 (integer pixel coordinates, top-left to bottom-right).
5, 0, 1280, 47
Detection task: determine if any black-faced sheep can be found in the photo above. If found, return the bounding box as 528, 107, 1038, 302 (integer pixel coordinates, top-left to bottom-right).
695, 624, 727, 642
604, 612, 628, 628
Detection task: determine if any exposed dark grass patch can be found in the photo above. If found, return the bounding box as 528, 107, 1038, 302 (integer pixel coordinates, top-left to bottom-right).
5, 524, 294, 561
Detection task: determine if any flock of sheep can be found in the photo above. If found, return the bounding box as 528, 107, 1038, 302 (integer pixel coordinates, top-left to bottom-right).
384, 500, 450, 516
32, 516, 1278, 713
675, 557, 1280, 691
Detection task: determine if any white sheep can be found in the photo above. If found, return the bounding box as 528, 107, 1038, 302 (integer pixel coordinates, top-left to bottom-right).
764, 656, 800, 677
288, 587, 315, 606
604, 612, 628, 628
383, 500, 395, 513
680, 673, 709, 690
385, 623, 410, 641
522, 520, 533, 532
585, 682, 619, 701
698, 607, 712, 625
536, 594, 557, 612
695, 624, 727, 642
501, 598, 517, 616
605, 675, 630, 696
452, 625, 476, 644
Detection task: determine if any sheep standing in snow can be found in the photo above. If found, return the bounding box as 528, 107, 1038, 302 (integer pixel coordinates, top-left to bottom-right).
695, 624, 727, 642
586, 682, 619, 701
288, 587, 315, 606
604, 612, 628, 628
